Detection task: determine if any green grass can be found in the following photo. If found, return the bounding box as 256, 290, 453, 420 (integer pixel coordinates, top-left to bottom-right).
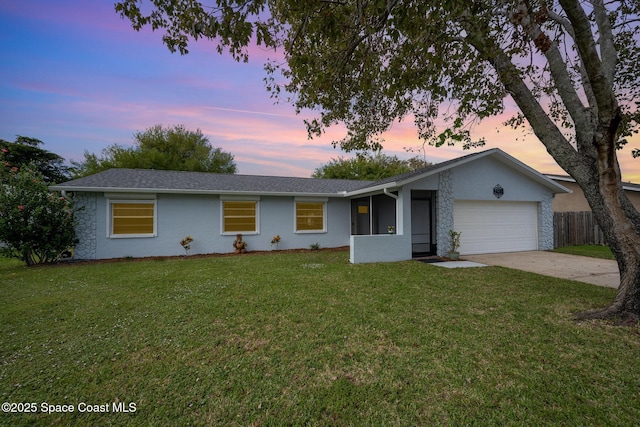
554, 244, 615, 260
1, 251, 638, 426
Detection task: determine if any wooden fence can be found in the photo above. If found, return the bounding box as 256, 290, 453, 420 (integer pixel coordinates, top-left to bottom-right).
553, 211, 606, 248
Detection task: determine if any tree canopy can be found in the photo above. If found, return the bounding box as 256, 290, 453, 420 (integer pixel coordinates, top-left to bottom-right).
312, 153, 430, 180
72, 124, 237, 177
116, 1, 640, 321
0, 136, 71, 184
115, 0, 639, 153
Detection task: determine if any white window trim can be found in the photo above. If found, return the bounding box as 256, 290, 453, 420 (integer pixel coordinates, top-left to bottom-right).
294, 198, 327, 234
107, 198, 157, 238
220, 198, 260, 235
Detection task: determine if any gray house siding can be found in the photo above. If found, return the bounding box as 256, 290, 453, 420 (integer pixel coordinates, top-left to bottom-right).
78, 193, 350, 260
450, 156, 553, 201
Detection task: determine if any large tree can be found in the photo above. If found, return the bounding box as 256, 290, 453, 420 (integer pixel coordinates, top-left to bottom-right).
0, 136, 71, 184
72, 124, 237, 177
115, 1, 640, 322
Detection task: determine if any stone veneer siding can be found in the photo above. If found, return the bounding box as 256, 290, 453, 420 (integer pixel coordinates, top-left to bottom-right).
73, 193, 97, 259
436, 170, 454, 256
538, 192, 554, 250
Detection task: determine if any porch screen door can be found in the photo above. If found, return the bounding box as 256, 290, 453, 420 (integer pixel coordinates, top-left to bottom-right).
351, 198, 371, 235
411, 191, 433, 255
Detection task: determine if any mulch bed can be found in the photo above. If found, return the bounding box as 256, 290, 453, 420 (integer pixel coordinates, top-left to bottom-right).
48, 246, 351, 267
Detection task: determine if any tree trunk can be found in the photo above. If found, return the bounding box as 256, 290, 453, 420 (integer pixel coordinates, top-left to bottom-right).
572, 137, 640, 323
465, 14, 640, 324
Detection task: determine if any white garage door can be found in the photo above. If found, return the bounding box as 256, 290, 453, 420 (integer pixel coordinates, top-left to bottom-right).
453, 201, 538, 255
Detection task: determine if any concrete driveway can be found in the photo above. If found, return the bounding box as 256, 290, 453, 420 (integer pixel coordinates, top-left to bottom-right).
464, 251, 619, 288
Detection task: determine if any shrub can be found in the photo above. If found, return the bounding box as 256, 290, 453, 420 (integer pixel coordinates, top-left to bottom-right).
0, 161, 78, 265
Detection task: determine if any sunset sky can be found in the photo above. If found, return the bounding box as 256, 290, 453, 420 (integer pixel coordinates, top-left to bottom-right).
1, 0, 638, 182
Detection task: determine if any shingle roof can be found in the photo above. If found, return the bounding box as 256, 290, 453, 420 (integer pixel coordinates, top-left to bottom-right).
52, 168, 374, 196
51, 148, 569, 196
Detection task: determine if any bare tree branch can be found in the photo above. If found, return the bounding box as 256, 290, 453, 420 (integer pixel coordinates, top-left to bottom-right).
591, 0, 618, 87
461, 12, 583, 175
559, 0, 618, 122
512, 1, 594, 146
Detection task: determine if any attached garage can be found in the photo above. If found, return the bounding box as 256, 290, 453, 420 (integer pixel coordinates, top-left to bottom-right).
453, 200, 539, 255
346, 149, 569, 262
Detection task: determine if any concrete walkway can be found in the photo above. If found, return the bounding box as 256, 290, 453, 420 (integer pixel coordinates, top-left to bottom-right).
463, 251, 619, 288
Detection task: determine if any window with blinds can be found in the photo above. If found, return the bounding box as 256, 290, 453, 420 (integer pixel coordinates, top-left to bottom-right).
111, 202, 155, 236
223, 201, 257, 233
296, 202, 325, 232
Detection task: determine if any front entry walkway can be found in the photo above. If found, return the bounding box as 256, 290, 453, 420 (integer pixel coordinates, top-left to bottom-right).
463, 251, 619, 289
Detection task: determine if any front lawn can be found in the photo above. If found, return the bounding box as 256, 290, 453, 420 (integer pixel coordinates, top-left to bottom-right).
554, 244, 615, 260
1, 251, 638, 426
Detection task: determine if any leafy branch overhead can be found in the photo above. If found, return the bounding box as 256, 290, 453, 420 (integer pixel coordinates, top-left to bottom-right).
115, 0, 639, 155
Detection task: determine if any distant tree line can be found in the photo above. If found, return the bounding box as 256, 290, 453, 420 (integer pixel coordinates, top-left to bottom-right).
71, 124, 237, 177
312, 152, 431, 180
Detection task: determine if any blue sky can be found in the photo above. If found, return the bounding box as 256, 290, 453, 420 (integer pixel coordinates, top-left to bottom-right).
1, 0, 638, 181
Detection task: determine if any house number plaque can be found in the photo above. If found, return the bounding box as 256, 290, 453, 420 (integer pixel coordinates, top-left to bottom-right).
493, 184, 504, 199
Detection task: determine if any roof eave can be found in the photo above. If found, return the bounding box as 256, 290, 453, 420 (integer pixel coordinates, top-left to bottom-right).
345, 182, 400, 197
50, 185, 347, 198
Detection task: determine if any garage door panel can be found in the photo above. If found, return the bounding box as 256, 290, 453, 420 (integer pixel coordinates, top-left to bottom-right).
453, 201, 538, 255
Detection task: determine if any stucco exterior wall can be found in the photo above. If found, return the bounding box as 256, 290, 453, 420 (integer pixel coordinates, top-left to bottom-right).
78, 193, 351, 260
621, 188, 639, 209
349, 234, 411, 263
450, 156, 552, 201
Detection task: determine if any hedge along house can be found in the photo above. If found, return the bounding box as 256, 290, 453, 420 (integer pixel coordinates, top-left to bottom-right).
52, 148, 569, 263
